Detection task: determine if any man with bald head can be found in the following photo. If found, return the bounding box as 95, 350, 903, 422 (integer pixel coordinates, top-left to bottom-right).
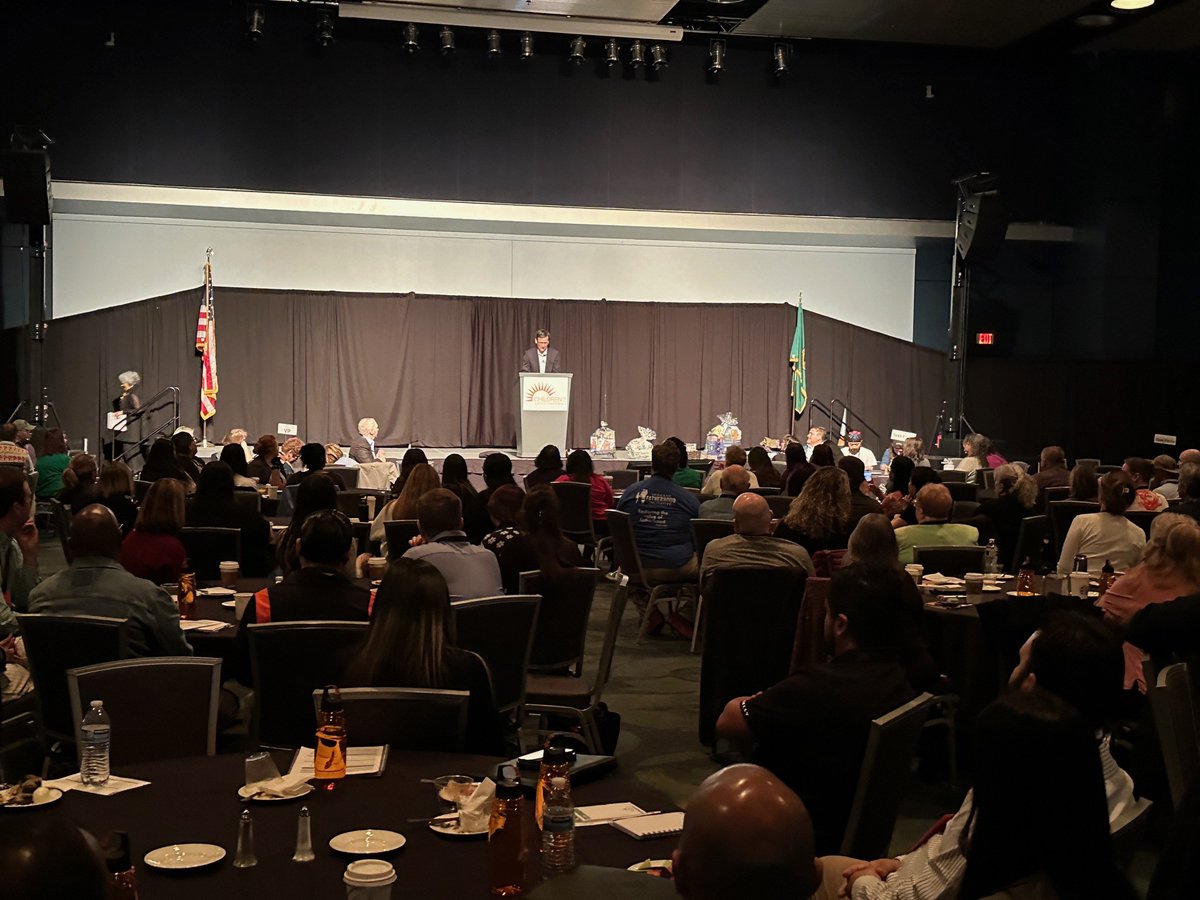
28, 505, 191, 657
893, 482, 979, 565
697, 465, 751, 520
700, 492, 814, 590
673, 764, 820, 900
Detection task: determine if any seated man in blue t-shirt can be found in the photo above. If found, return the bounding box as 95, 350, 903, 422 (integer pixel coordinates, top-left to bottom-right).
616, 441, 701, 581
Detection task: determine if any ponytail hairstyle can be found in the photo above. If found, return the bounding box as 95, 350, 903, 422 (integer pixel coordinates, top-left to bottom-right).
1097, 470, 1136, 514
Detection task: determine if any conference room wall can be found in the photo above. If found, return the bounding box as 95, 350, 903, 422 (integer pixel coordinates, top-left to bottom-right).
49, 214, 917, 342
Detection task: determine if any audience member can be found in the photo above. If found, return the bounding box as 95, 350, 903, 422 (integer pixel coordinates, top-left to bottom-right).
119, 478, 188, 585
1097, 513, 1200, 691
343, 557, 503, 754
809, 443, 837, 468
955, 433, 995, 483
615, 441, 700, 580
372, 462, 440, 552
1124, 456, 1168, 512
1033, 444, 1070, 502
1057, 471, 1145, 575
478, 452, 520, 508
700, 446, 760, 497
221, 427, 254, 463
1151, 454, 1180, 500
0, 467, 39, 625
29, 505, 191, 656
747, 445, 783, 490
554, 449, 615, 536
701, 493, 814, 590
285, 442, 329, 486
440, 453, 491, 544
491, 486, 583, 594
1175, 462, 1200, 521
350, 417, 387, 463
10, 419, 36, 465
890, 465, 941, 526
783, 441, 816, 496
276, 472, 340, 575
324, 442, 347, 466
219, 442, 258, 488
698, 465, 751, 520
141, 437, 196, 490
838, 456, 883, 523
803, 426, 827, 461
391, 446, 429, 495
34, 428, 69, 499
894, 483, 979, 565
879, 440, 904, 470
774, 467, 854, 555
404, 488, 503, 599
526, 444, 566, 489
841, 430, 877, 468
96, 460, 138, 535
0, 422, 33, 471
186, 461, 273, 577
247, 434, 287, 487
57, 452, 100, 510
0, 816, 109, 900
673, 764, 820, 900
977, 463, 1038, 568
1068, 462, 1099, 501
667, 436, 702, 488
171, 431, 203, 481
279, 436, 304, 477
716, 564, 915, 854
883, 456, 914, 503
903, 436, 930, 468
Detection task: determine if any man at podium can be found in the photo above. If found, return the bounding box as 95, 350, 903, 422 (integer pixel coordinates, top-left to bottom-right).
520, 329, 560, 374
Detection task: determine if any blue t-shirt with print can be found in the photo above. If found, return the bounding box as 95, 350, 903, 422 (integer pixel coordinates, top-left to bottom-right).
616, 474, 700, 569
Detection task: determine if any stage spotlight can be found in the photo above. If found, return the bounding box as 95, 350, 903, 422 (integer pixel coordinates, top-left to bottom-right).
440, 26, 455, 55
773, 42, 789, 78
569, 36, 586, 64
315, 12, 334, 48
629, 40, 645, 68
604, 38, 620, 67
708, 40, 725, 74
649, 44, 668, 70
486, 29, 502, 56
246, 5, 264, 43
402, 22, 419, 52
520, 31, 534, 59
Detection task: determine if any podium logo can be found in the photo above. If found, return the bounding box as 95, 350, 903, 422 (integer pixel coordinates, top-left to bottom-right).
524, 382, 568, 411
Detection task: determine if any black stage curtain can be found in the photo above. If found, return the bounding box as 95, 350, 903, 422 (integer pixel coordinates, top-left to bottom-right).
29, 288, 944, 453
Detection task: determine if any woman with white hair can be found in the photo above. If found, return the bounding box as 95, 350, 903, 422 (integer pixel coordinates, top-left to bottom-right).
109, 370, 145, 463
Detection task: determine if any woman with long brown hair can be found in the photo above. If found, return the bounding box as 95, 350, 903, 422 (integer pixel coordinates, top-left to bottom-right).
96, 461, 138, 535
492, 486, 583, 594
370, 462, 440, 550
119, 478, 187, 584
774, 466, 853, 554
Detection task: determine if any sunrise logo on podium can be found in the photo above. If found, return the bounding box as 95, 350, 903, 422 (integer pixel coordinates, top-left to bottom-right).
524, 381, 568, 410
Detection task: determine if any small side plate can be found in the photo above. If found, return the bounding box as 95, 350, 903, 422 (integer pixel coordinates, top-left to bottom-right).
329, 829, 406, 854
144, 843, 227, 870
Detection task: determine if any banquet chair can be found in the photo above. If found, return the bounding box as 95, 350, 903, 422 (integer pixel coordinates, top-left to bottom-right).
939, 469, 967, 483
451, 595, 540, 727
944, 482, 978, 503
975, 469, 996, 492
552, 481, 597, 554
525, 576, 630, 755
180, 527, 242, 581
691, 518, 736, 569
520, 569, 602, 676
384, 519, 421, 559
1124, 510, 1159, 541
1010, 515, 1050, 574
951, 500, 980, 522
1149, 662, 1199, 811
608, 469, 637, 491
790, 577, 831, 673
766, 495, 794, 518
1048, 500, 1100, 555
325, 466, 360, 490
698, 567, 807, 747
1041, 485, 1070, 511
335, 490, 369, 520
16, 614, 131, 751
840, 692, 934, 859
232, 490, 262, 514
1112, 797, 1155, 869
912, 546, 985, 578
749, 486, 781, 496
49, 498, 73, 564
248, 620, 369, 748
311, 687, 469, 752
68, 657, 222, 765
605, 510, 695, 644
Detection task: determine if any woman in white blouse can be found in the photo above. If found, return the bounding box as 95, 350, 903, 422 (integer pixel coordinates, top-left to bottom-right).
1057, 470, 1146, 575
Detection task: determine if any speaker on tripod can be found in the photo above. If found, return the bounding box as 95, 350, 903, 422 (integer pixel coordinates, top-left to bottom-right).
0, 149, 52, 225
953, 174, 1007, 261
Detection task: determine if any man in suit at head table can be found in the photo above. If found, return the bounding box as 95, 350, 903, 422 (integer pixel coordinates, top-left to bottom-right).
520, 329, 561, 374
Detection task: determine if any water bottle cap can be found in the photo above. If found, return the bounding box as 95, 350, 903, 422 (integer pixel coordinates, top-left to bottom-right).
542, 744, 569, 766
90, 700, 103, 709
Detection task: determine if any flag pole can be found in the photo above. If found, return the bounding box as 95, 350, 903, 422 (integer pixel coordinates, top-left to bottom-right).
197, 248, 217, 449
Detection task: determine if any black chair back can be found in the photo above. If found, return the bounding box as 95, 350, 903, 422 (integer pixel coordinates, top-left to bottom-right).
976, 469, 996, 491
691, 518, 736, 569
16, 614, 131, 744
604, 510, 646, 585
1048, 500, 1100, 556
520, 569, 601, 675
335, 491, 368, 520
384, 519, 422, 559
180, 526, 243, 580
50, 498, 73, 563
451, 595, 540, 717
939, 469, 968, 483
945, 482, 978, 503
911, 546, 985, 578
325, 467, 360, 490
551, 481, 596, 544
748, 486, 781, 496
608, 469, 637, 491
1124, 510, 1160, 541
767, 495, 794, 518
68, 657, 222, 765
1042, 486, 1070, 510
277, 484, 300, 518
1010, 515, 1050, 574
134, 479, 153, 502
313, 687, 470, 751
232, 490, 262, 514
951, 500, 980, 522
698, 567, 808, 746
248, 620, 370, 748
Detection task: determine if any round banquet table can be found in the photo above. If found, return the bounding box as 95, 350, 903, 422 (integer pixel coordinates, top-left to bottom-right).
52, 750, 680, 899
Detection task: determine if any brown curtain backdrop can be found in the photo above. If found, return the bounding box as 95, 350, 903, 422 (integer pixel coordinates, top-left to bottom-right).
31, 288, 943, 454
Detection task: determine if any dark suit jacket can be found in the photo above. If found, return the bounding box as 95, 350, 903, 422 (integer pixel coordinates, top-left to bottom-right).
349, 435, 377, 464
520, 346, 561, 373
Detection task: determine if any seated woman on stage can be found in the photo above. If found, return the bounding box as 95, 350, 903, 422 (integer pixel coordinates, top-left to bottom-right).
342, 558, 503, 755
371, 462, 440, 553
492, 487, 584, 595
774, 467, 854, 555
441, 453, 490, 544
554, 448, 614, 536
219, 443, 259, 489
120, 478, 188, 585
526, 445, 566, 490
903, 436, 931, 468
186, 461, 273, 577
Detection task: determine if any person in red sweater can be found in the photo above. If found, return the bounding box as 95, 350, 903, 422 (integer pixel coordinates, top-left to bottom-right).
119, 478, 187, 584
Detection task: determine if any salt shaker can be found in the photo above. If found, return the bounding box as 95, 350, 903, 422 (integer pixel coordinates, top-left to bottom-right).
233, 808, 257, 868
292, 806, 315, 863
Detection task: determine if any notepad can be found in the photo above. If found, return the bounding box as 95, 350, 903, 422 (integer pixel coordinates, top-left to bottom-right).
611, 811, 685, 840
288, 745, 388, 777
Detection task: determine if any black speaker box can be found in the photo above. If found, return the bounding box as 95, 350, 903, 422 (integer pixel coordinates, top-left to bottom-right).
955, 189, 1006, 260
1, 150, 52, 225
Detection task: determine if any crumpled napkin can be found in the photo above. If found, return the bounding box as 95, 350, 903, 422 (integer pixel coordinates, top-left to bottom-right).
244, 770, 313, 799
456, 778, 496, 832
921, 572, 963, 585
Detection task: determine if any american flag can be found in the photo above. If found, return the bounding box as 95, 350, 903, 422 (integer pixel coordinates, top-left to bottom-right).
197, 255, 218, 420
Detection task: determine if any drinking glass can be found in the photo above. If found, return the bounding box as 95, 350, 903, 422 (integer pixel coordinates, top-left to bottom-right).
245, 752, 281, 786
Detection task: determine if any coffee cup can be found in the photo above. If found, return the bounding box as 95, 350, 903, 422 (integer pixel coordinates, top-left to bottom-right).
1067, 572, 1090, 599
219, 561, 240, 587
965, 573, 984, 596
368, 557, 388, 581
345, 859, 396, 900
234, 592, 253, 620
904, 563, 924, 584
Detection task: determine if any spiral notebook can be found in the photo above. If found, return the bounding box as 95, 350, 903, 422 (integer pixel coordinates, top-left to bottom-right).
611, 811, 685, 840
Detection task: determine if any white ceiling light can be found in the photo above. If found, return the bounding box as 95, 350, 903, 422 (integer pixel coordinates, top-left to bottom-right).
1110, 0, 1155, 9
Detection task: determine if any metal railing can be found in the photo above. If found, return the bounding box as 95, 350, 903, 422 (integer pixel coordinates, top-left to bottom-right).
116, 386, 181, 466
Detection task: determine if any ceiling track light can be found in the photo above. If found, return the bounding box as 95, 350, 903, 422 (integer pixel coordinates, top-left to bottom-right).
708, 40, 725, 75
246, 5, 264, 43
439, 25, 455, 55
315, 11, 334, 48
773, 42, 789, 78
629, 39, 645, 68
604, 37, 620, 67
520, 31, 534, 59
649, 44, 668, 71
486, 29, 501, 57
402, 22, 419, 52
569, 36, 586, 64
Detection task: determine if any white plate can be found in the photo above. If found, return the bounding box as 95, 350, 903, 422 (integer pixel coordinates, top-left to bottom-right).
144, 843, 227, 870
238, 783, 315, 802
0, 787, 63, 810
982, 585, 1002, 593
429, 813, 488, 840
329, 829, 406, 855
199, 587, 236, 596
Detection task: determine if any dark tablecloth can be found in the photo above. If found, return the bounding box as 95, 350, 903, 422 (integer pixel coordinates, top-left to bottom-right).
55, 751, 678, 899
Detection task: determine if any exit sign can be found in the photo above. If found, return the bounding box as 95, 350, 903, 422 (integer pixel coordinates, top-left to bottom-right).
975, 332, 995, 346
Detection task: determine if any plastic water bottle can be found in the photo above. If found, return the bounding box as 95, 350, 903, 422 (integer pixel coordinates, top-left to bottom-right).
81, 700, 111, 786
541, 777, 577, 879
983, 539, 999, 575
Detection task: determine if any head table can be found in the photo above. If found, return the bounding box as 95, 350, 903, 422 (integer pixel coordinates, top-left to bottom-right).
47, 749, 680, 899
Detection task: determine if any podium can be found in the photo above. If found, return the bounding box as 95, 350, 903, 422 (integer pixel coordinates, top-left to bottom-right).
517, 372, 572, 458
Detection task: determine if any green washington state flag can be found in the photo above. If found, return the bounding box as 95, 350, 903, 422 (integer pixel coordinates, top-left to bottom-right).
790, 298, 807, 417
